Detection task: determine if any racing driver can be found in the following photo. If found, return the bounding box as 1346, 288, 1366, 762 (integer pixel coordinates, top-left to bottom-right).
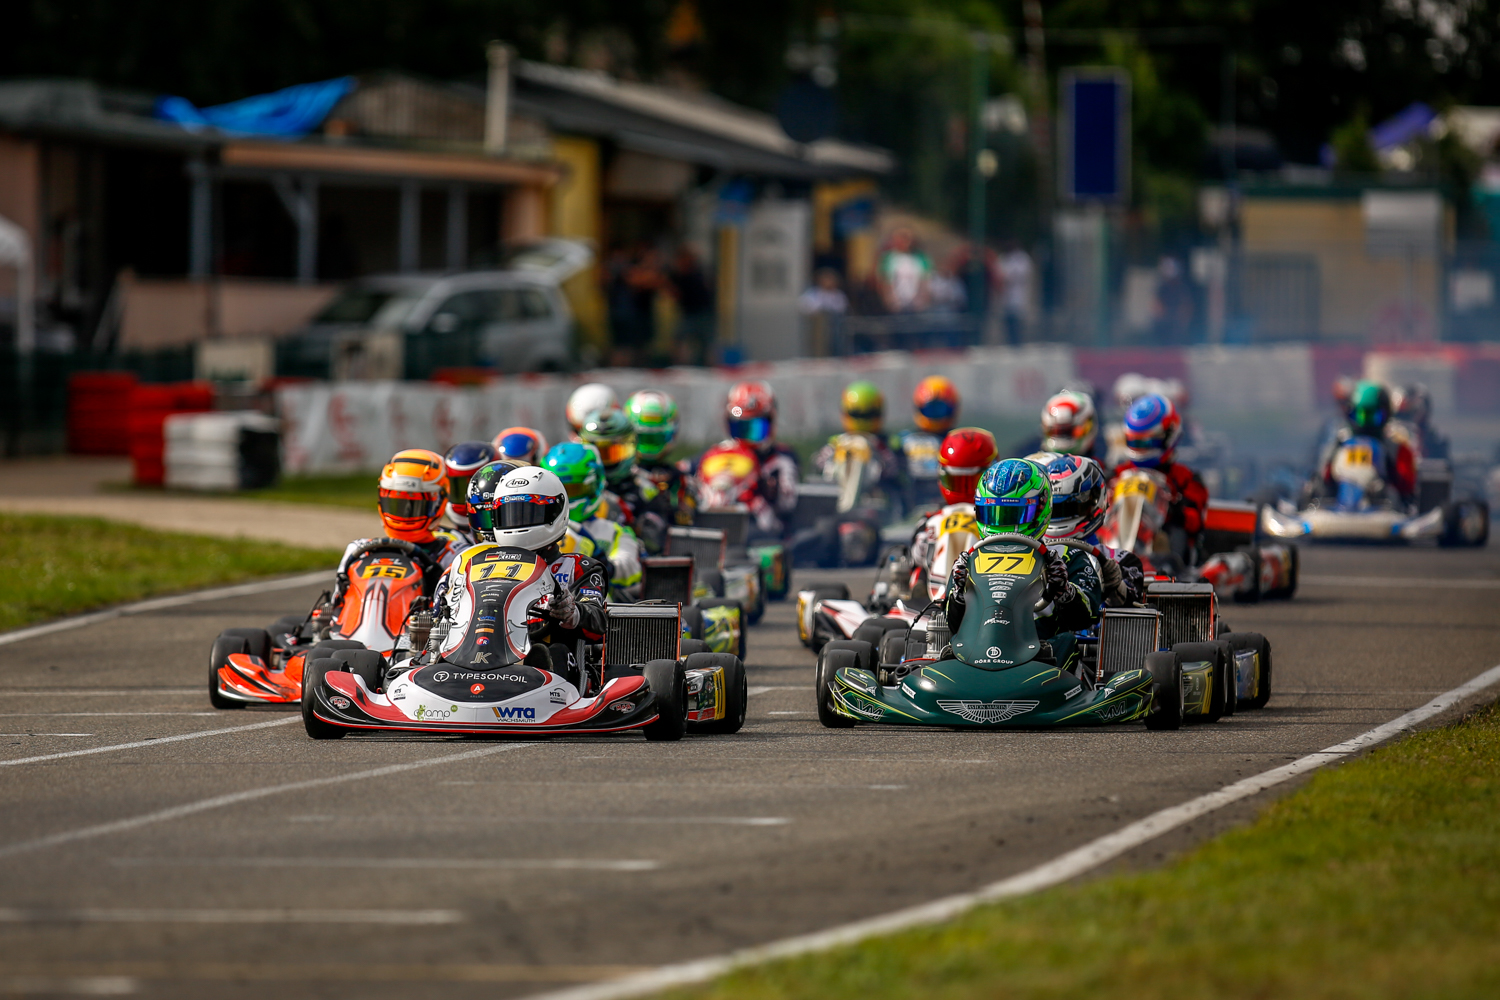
1110, 393, 1209, 565
707, 380, 800, 537
903, 427, 997, 599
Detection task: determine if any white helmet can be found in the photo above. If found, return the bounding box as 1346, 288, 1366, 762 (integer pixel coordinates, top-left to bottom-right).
1025, 452, 1108, 541
1040, 389, 1098, 455
468, 465, 570, 550
566, 383, 620, 435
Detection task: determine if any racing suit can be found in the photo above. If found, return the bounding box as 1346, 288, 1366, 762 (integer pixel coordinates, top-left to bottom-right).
608, 468, 677, 554
1111, 460, 1209, 560
1313, 426, 1418, 504
563, 517, 642, 602
906, 503, 977, 602
944, 545, 1101, 676
890, 430, 944, 511
695, 441, 800, 537
637, 457, 697, 527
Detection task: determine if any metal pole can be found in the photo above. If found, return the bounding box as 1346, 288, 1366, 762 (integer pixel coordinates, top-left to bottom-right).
399, 181, 420, 273
188, 157, 211, 279
446, 184, 468, 271
968, 35, 989, 326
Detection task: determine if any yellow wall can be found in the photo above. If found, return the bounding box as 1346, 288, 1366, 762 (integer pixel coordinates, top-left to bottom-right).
1241, 198, 1444, 341
548, 136, 607, 351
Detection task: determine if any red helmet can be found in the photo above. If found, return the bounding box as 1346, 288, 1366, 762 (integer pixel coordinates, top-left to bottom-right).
913, 375, 960, 434
937, 427, 998, 505
726, 380, 777, 450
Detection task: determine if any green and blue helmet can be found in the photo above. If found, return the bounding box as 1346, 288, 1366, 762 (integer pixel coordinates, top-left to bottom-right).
625, 390, 678, 458
1347, 380, 1391, 436
577, 407, 637, 484
973, 458, 1053, 540
542, 442, 604, 523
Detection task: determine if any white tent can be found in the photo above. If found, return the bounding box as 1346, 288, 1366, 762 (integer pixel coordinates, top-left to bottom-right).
0, 214, 34, 353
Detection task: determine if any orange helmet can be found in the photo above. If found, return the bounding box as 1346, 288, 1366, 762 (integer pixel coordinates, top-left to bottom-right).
937, 427, 998, 505
377, 448, 446, 541
913, 375, 960, 434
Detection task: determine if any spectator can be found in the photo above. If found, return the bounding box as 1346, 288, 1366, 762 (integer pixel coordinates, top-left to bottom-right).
669, 245, 714, 366
876, 228, 933, 313
799, 268, 848, 356
995, 240, 1033, 346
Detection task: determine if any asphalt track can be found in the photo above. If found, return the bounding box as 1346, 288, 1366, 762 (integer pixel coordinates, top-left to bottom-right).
1, 543, 1497, 998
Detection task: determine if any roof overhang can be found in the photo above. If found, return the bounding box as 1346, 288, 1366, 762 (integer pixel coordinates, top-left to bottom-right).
219, 141, 564, 187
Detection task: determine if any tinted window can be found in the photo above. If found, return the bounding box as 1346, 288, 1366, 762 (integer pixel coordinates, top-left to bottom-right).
315, 287, 422, 326
519, 288, 553, 319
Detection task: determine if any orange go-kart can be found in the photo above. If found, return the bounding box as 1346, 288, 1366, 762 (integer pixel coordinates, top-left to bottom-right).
208, 539, 440, 708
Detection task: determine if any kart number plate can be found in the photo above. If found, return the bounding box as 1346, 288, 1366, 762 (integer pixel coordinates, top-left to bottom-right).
1115, 478, 1155, 500
941, 511, 976, 534
973, 552, 1036, 575
359, 563, 411, 579
468, 560, 532, 582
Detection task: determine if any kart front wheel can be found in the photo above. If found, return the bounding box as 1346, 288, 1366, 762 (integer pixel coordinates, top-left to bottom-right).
642, 659, 688, 741
1173, 642, 1230, 723
1226, 632, 1273, 710
208, 635, 248, 710
689, 653, 747, 735
300, 657, 348, 740
1144, 651, 1184, 731
816, 649, 859, 728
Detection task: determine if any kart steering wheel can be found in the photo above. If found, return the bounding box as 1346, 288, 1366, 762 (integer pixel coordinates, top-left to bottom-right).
1053, 538, 1105, 560
974, 533, 1047, 553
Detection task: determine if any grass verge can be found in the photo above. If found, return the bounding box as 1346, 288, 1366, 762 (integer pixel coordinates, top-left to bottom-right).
106, 472, 379, 508
669, 699, 1500, 1000
0, 512, 339, 631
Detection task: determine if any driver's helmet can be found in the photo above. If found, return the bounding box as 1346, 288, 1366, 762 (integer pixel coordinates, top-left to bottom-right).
841, 380, 885, 434
542, 442, 605, 523
493, 426, 548, 466
912, 375, 959, 434
1040, 389, 1098, 456
1391, 382, 1430, 426
726, 380, 777, 450
565, 383, 619, 437
1122, 393, 1182, 468
1025, 452, 1107, 541
1348, 380, 1391, 436
626, 390, 677, 459
577, 408, 637, 485
442, 442, 498, 521
973, 458, 1053, 541
466, 462, 569, 549
937, 427, 998, 505
378, 448, 446, 541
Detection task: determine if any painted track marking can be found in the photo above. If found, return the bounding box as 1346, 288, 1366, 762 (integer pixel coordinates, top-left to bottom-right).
0, 717, 299, 767
0, 908, 461, 925
525, 662, 1500, 1000
0, 571, 329, 649
113, 857, 659, 872
0, 742, 536, 861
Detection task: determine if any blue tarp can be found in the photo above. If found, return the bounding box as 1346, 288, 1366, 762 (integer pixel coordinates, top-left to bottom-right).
1321, 101, 1437, 167
155, 77, 355, 138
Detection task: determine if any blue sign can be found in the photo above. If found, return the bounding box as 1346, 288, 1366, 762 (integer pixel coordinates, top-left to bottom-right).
1061, 70, 1130, 203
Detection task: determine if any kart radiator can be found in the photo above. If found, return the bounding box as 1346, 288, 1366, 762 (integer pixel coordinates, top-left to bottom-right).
695, 508, 750, 548
666, 527, 726, 572
641, 557, 694, 604
1146, 582, 1216, 646
604, 603, 681, 670
1098, 607, 1161, 681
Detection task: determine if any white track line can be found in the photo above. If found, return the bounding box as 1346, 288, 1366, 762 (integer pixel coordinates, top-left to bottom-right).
114, 858, 659, 872
0, 908, 461, 925
1300, 574, 1500, 589
0, 571, 329, 648
0, 717, 298, 767
526, 662, 1500, 1000
0, 742, 536, 861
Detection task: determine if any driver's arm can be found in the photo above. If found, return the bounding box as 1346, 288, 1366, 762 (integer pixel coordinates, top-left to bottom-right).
943, 553, 969, 632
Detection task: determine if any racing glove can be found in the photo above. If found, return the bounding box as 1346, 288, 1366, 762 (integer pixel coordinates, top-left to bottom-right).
1115, 551, 1147, 605
1042, 549, 1072, 606
1099, 556, 1130, 608
948, 552, 969, 596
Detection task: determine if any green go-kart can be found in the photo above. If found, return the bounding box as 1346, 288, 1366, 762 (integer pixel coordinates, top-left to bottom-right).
816, 533, 1186, 730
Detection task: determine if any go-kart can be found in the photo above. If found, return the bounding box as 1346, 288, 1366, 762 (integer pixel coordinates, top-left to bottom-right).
816, 535, 1274, 729
208, 538, 438, 709
867, 505, 979, 613
693, 442, 792, 600
1100, 467, 1298, 602
1269, 437, 1489, 547
640, 554, 746, 660
791, 433, 900, 568
301, 546, 747, 739
666, 525, 764, 626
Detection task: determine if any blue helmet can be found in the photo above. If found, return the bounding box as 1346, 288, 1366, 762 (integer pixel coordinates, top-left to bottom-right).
973, 458, 1053, 540
442, 441, 499, 514
1123, 393, 1181, 468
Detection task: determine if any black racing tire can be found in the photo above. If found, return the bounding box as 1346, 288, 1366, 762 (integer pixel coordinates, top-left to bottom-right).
306, 639, 364, 661
1174, 641, 1229, 723
1440, 500, 1490, 548
1215, 639, 1238, 716
691, 653, 747, 735
701, 569, 726, 598
642, 658, 688, 741
681, 604, 704, 641
679, 638, 710, 658
1277, 544, 1300, 599
300, 657, 348, 740
209, 635, 248, 710
821, 639, 875, 676
332, 648, 385, 694
1144, 650, 1184, 731
852, 617, 909, 649
744, 579, 766, 626
811, 583, 851, 603
266, 615, 307, 641
879, 631, 907, 670
221, 627, 272, 664
1232, 547, 1262, 605
1227, 632, 1273, 710
817, 648, 859, 728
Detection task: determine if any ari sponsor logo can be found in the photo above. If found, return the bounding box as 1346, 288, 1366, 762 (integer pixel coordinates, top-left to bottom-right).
470, 683, 485, 695
329, 695, 352, 710
492, 706, 537, 721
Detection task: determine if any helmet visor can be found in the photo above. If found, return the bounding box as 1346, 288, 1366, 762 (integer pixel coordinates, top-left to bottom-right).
1353, 404, 1386, 429
974, 495, 1045, 531
590, 439, 636, 467
561, 478, 598, 501
379, 492, 442, 520
918, 397, 956, 423
470, 493, 565, 532
445, 474, 473, 506
1124, 429, 1168, 453
636, 428, 673, 456
1051, 490, 1102, 524
938, 467, 981, 501
729, 416, 772, 443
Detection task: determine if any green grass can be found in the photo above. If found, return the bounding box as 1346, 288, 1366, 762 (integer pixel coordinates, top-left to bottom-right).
668, 701, 1500, 1000
0, 513, 340, 631
240, 472, 380, 509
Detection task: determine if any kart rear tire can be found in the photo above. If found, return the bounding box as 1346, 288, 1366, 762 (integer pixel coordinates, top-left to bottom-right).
679, 638, 710, 657
1227, 632, 1273, 710
1440, 500, 1490, 548
811, 583, 851, 603
642, 659, 688, 741
300, 657, 348, 740
701, 569, 726, 598
208, 635, 249, 710
1215, 639, 1238, 716
879, 631, 907, 670
266, 615, 307, 641
691, 653, 747, 735
817, 648, 859, 728
332, 648, 385, 694
1144, 651, 1184, 731
853, 617, 909, 650
1173, 642, 1228, 723
822, 639, 875, 676
699, 598, 747, 659
681, 605, 704, 641
221, 627, 272, 664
